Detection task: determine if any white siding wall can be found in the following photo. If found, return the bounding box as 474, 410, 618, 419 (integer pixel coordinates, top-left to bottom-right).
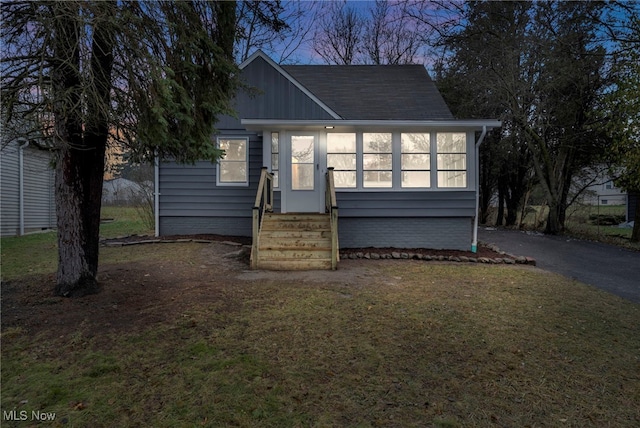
1, 141, 56, 236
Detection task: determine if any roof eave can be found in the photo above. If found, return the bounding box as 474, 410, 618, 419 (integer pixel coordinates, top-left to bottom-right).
241, 119, 502, 131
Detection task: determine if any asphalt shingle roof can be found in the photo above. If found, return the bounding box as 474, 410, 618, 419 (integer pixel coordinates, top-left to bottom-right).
281, 64, 454, 121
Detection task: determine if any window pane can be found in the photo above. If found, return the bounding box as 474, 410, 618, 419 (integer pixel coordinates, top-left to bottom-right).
327, 153, 356, 170
363, 154, 392, 170
327, 133, 356, 153
437, 154, 466, 170
272, 171, 279, 188
220, 162, 246, 182
364, 171, 392, 187
292, 164, 314, 190
402, 171, 430, 188
438, 171, 467, 188
271, 132, 279, 153
437, 133, 466, 153
291, 136, 314, 163
334, 171, 356, 188
401, 133, 430, 153
363, 133, 392, 153
402, 154, 430, 170
271, 153, 279, 170
220, 139, 246, 161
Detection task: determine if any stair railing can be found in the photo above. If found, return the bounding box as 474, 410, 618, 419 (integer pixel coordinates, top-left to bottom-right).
251, 167, 274, 269
325, 167, 339, 270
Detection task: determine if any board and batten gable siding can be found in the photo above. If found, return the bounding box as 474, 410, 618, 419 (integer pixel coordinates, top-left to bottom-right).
1, 142, 56, 236
216, 56, 335, 129
158, 131, 281, 236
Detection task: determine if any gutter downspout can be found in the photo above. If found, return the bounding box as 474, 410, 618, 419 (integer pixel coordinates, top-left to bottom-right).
18, 140, 29, 236
472, 126, 488, 253
154, 153, 160, 237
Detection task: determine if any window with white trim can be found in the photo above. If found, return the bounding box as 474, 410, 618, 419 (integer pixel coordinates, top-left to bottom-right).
437, 133, 467, 188
363, 133, 392, 188
271, 132, 279, 188
326, 133, 356, 188
401, 133, 431, 188
217, 137, 249, 186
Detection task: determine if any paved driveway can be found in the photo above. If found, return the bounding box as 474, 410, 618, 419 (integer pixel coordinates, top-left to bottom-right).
479, 228, 640, 304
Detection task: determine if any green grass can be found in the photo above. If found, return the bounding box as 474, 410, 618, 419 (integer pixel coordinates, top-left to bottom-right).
99, 205, 153, 238
2, 244, 640, 427
0, 206, 152, 281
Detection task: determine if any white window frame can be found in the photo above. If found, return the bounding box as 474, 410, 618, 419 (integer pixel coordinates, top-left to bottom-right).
216, 136, 249, 187
326, 132, 357, 189
401, 132, 431, 188
363, 132, 393, 188
436, 132, 468, 189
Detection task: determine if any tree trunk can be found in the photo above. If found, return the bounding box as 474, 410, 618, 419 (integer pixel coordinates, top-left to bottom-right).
53, 2, 114, 297
496, 181, 505, 226
631, 196, 640, 243
545, 201, 563, 235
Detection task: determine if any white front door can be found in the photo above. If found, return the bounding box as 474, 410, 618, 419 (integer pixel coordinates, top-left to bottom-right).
284, 133, 324, 213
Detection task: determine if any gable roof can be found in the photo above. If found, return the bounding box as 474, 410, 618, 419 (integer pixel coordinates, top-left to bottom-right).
281, 64, 454, 121
239, 51, 341, 120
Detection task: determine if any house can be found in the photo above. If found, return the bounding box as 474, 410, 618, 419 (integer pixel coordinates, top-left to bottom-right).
1, 139, 56, 236
155, 51, 501, 269
582, 174, 626, 206
103, 177, 147, 206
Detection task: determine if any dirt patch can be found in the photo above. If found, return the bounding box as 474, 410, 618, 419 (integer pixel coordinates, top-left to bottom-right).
1, 238, 508, 346
0, 242, 377, 342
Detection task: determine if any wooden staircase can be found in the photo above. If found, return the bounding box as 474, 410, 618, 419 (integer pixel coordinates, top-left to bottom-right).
254, 213, 333, 270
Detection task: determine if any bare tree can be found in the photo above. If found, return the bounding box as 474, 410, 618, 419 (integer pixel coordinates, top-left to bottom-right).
363, 0, 421, 64
312, 1, 364, 65
235, 1, 318, 64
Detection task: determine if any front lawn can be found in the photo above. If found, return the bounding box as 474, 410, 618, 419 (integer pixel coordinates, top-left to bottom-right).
1, 240, 639, 427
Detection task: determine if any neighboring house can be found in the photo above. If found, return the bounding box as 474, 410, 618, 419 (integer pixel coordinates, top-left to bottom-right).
103, 178, 146, 205
156, 51, 500, 269
582, 175, 627, 206
1, 139, 56, 236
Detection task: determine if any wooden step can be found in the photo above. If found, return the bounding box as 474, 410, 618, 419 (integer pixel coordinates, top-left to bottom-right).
260, 230, 332, 239
256, 258, 333, 271
254, 212, 336, 271
259, 239, 331, 250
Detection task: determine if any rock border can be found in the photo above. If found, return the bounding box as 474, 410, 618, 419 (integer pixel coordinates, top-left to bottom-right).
339, 243, 536, 266
101, 236, 536, 266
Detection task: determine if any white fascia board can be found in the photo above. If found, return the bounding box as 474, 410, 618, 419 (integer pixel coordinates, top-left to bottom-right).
238, 50, 342, 120
241, 119, 502, 131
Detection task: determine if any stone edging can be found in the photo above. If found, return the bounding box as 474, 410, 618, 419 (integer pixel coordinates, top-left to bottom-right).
339, 243, 536, 266
101, 237, 536, 266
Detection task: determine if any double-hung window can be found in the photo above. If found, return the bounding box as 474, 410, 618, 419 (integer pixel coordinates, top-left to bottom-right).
363, 133, 392, 188
401, 133, 431, 188
217, 137, 249, 186
437, 133, 467, 188
326, 133, 356, 188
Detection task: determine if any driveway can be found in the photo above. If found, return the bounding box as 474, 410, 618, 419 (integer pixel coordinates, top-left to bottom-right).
479, 228, 640, 304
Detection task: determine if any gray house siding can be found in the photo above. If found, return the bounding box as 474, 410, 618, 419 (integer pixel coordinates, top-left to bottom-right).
335, 191, 474, 250
339, 217, 472, 250
216, 56, 335, 129
336, 191, 476, 217
158, 130, 281, 236
1, 142, 56, 236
